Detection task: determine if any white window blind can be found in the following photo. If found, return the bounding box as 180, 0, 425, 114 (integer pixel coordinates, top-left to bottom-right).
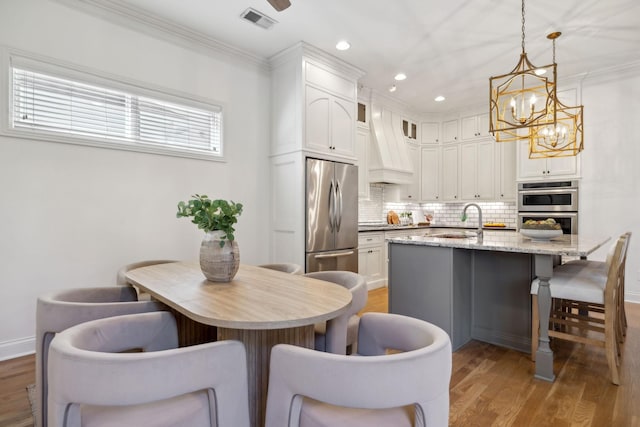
11, 66, 222, 157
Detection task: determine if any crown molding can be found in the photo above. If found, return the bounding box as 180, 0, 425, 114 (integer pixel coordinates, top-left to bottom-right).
577, 60, 640, 86
53, 0, 270, 72
269, 41, 364, 80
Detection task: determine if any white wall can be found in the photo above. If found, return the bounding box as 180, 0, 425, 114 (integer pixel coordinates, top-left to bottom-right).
0, 0, 271, 359
579, 68, 640, 302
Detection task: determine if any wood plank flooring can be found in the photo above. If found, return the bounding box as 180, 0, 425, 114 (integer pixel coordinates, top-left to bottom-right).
0, 355, 35, 427
1, 287, 638, 426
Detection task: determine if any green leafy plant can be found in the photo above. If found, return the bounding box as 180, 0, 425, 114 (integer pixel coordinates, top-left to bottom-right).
176, 194, 243, 247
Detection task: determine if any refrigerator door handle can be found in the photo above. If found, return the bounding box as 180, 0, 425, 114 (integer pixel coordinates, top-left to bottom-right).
335, 181, 343, 232
328, 180, 335, 231
313, 250, 355, 259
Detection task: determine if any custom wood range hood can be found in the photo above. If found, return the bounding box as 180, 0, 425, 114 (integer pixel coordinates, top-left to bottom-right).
367, 103, 413, 185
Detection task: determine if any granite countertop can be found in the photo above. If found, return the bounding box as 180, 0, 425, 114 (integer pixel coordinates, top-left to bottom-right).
386, 230, 611, 257
358, 224, 516, 232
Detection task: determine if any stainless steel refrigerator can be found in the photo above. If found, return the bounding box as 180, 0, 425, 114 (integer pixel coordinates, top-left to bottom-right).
305, 158, 358, 273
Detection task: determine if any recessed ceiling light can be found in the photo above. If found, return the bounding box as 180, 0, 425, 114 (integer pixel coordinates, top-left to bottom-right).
394, 73, 407, 81
389, 85, 397, 93
434, 95, 446, 102
335, 40, 351, 51
534, 69, 547, 76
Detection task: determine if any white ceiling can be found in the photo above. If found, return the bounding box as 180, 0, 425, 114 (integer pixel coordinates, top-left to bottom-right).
86, 0, 640, 113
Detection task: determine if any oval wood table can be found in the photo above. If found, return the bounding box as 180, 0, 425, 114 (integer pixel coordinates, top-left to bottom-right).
125, 261, 352, 427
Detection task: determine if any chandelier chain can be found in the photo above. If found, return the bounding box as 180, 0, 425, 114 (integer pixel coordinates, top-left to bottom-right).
521, 0, 526, 53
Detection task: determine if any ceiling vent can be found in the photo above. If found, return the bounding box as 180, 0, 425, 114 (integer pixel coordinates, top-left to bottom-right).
240, 8, 277, 30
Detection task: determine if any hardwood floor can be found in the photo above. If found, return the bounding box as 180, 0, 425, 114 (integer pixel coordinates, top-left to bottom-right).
361, 287, 640, 426
1, 287, 638, 426
0, 355, 35, 427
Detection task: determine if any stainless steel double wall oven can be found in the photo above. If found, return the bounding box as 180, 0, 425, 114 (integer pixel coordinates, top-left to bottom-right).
517, 180, 579, 234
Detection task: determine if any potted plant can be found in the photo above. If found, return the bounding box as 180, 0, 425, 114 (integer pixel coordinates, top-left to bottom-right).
177, 194, 243, 282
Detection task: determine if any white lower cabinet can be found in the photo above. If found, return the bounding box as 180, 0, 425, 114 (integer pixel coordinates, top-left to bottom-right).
358, 232, 385, 289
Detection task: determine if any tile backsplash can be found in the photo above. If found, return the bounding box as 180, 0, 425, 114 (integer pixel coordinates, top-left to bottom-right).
359, 184, 517, 228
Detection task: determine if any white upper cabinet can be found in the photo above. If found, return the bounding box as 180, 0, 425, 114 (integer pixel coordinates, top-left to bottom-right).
517, 139, 579, 180
516, 87, 581, 181
420, 146, 441, 201
402, 143, 421, 201
304, 79, 356, 158
442, 144, 459, 201
421, 122, 440, 145
442, 119, 459, 143
270, 43, 363, 160
460, 140, 495, 201
461, 113, 491, 140
356, 127, 370, 199
496, 142, 517, 200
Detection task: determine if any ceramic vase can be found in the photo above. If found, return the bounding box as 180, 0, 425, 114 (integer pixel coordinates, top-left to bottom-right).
199, 230, 240, 282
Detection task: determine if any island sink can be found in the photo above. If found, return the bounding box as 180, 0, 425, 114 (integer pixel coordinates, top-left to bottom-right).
427, 231, 477, 239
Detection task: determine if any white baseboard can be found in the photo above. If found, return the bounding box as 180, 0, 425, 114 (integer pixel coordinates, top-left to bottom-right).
0, 336, 35, 362
625, 292, 640, 304
367, 280, 387, 290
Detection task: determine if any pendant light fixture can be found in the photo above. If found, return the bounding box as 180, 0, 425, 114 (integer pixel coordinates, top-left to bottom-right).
529, 32, 584, 158
489, 0, 557, 142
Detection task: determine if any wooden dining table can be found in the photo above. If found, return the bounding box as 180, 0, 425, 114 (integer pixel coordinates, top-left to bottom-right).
125, 261, 352, 427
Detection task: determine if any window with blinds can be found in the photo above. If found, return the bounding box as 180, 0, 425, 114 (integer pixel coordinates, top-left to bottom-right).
11, 66, 222, 158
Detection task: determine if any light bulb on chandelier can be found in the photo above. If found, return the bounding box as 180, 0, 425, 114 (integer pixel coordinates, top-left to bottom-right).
528, 31, 584, 158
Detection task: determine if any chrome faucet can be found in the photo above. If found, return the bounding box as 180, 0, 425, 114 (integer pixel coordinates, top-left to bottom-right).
461, 203, 483, 241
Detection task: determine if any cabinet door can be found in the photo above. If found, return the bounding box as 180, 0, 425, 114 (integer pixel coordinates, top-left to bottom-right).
517, 139, 578, 179
442, 145, 459, 201
442, 119, 459, 143
420, 146, 441, 201
547, 155, 577, 177
305, 86, 331, 152
498, 142, 516, 200
404, 143, 420, 201
421, 122, 439, 144
517, 140, 547, 179
476, 140, 495, 199
356, 128, 369, 199
331, 96, 356, 157
366, 245, 384, 286
358, 248, 368, 277
477, 113, 490, 138
459, 142, 478, 200
461, 115, 478, 140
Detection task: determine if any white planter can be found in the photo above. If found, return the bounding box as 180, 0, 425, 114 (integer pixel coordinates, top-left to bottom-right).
199, 230, 240, 282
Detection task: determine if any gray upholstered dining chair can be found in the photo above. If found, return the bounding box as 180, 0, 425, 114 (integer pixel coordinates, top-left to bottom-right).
304, 271, 368, 354
265, 312, 452, 427
47, 311, 250, 427
116, 259, 177, 299
36, 287, 164, 427
259, 263, 303, 274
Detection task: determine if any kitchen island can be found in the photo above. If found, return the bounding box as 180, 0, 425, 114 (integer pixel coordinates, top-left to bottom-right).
387, 231, 610, 382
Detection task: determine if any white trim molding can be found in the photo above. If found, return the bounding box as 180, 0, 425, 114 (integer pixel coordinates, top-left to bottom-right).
52, 0, 270, 72
0, 336, 35, 362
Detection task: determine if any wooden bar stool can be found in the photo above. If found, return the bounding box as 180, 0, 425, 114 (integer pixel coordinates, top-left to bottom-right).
530, 233, 628, 385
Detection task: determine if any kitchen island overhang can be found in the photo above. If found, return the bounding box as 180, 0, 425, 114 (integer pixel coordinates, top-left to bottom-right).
387, 231, 610, 382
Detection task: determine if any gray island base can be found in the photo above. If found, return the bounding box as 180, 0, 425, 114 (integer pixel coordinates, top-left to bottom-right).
387, 231, 610, 382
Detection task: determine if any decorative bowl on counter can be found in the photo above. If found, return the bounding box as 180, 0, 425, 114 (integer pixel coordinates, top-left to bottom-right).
520, 228, 563, 241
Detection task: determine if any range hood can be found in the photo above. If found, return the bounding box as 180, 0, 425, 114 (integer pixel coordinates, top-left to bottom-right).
368, 104, 413, 184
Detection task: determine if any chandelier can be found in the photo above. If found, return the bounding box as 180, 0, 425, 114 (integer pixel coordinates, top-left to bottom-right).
489, 0, 557, 142
529, 32, 584, 158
